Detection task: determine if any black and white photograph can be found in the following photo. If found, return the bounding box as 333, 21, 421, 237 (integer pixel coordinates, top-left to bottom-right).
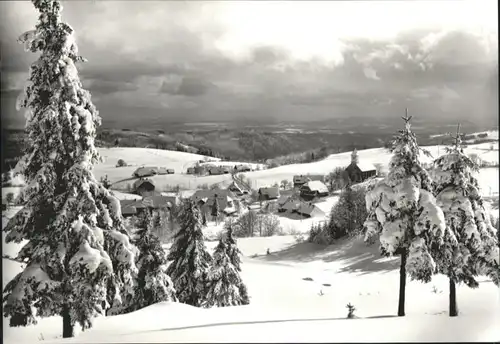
1, 0, 499, 342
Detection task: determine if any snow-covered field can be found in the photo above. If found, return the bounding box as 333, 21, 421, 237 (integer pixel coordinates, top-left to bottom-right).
3, 229, 500, 343
89, 141, 499, 192
2, 136, 499, 343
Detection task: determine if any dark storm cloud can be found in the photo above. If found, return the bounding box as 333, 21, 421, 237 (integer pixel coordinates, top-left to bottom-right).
0, 1, 497, 126
159, 76, 216, 97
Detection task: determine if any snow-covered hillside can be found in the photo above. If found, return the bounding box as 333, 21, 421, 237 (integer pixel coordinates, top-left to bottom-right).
241, 141, 499, 189
94, 147, 220, 182
93, 141, 498, 194
3, 233, 500, 343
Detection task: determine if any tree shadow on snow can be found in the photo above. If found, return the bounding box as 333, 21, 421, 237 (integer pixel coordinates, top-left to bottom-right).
130, 314, 399, 336
257, 237, 400, 275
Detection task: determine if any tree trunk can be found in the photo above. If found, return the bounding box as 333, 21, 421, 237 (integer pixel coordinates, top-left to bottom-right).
398, 249, 407, 317
449, 278, 458, 317
62, 304, 74, 338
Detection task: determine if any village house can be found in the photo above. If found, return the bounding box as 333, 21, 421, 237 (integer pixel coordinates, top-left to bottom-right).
120, 199, 147, 217
133, 178, 156, 196
158, 167, 175, 175
295, 202, 325, 218
206, 166, 224, 175
258, 186, 280, 201
277, 194, 301, 213
344, 150, 377, 184
132, 166, 158, 178
119, 195, 179, 218
191, 189, 238, 216
300, 180, 329, 201
187, 165, 206, 175
293, 174, 325, 188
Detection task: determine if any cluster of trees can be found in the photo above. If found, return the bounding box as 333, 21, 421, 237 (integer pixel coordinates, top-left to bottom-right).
309, 185, 368, 244
166, 200, 249, 308
266, 146, 332, 168
225, 211, 283, 238
363, 116, 498, 317
2, 2, 248, 339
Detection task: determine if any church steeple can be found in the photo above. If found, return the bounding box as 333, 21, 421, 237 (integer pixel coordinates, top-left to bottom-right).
351, 148, 359, 165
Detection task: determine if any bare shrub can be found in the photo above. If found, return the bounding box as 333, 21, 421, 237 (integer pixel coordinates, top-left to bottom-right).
260, 213, 283, 237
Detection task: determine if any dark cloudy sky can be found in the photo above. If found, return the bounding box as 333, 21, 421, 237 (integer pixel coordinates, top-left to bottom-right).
1, 0, 498, 128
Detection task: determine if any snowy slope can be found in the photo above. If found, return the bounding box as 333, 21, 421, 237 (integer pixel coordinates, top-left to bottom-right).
96, 141, 498, 193
238, 141, 499, 189
4, 235, 500, 343
94, 147, 221, 183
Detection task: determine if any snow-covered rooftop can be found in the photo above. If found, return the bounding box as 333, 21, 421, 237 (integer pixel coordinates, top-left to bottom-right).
304, 180, 329, 193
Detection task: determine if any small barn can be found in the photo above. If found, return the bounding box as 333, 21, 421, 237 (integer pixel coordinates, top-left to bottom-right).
133, 178, 155, 196
132, 166, 158, 178
258, 187, 280, 201
345, 162, 377, 184
300, 180, 329, 201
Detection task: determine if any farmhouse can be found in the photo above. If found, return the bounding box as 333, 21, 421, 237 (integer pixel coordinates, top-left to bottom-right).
191, 189, 238, 215
133, 178, 155, 196
132, 166, 158, 178
300, 180, 329, 201
258, 187, 280, 201
293, 174, 325, 188
296, 202, 325, 218
119, 195, 179, 217
293, 175, 309, 188
277, 194, 300, 213
207, 166, 224, 175
119, 199, 147, 217
158, 167, 175, 175
142, 195, 179, 209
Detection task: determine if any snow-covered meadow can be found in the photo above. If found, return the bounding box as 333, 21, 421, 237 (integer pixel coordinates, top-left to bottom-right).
3, 227, 500, 343
3, 136, 498, 344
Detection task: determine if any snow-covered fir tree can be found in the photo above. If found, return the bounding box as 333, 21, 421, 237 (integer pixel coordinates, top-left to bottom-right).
432, 124, 499, 316
2, 0, 136, 338
327, 185, 367, 239
121, 211, 176, 314
363, 110, 446, 316
203, 239, 248, 308
166, 200, 212, 306
211, 194, 220, 224
225, 226, 250, 304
